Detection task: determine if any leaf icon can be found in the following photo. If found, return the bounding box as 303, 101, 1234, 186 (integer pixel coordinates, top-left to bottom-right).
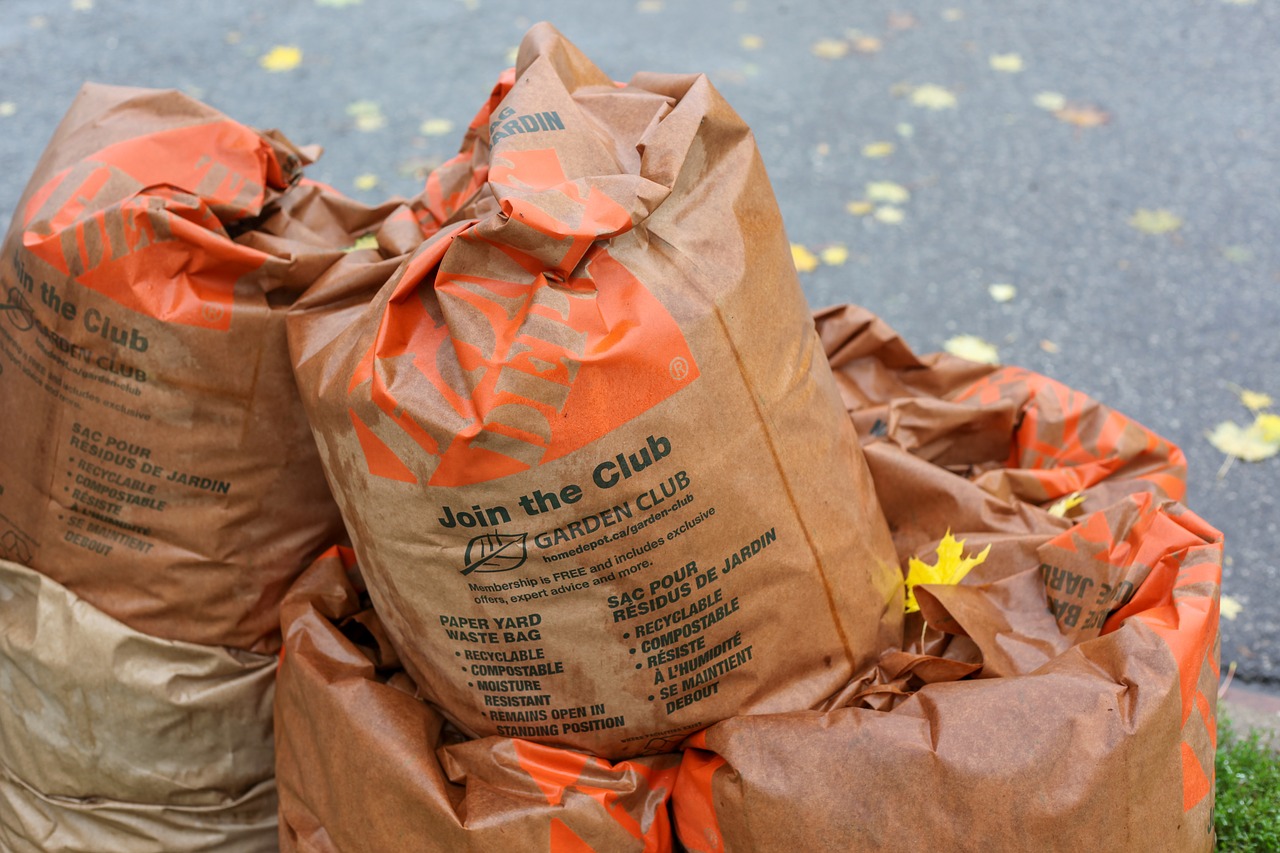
462, 531, 528, 575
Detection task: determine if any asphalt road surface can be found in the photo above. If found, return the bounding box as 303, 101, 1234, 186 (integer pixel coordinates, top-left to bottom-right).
1, 0, 1277, 688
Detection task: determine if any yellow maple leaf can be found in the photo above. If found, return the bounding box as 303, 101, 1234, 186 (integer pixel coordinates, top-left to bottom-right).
811, 38, 849, 59
944, 335, 999, 364
1239, 389, 1273, 411
1048, 492, 1085, 518
911, 84, 957, 110
0, 101, 15, 118
820, 245, 849, 266
862, 141, 895, 158
1129, 208, 1183, 235
259, 45, 303, 72
353, 173, 380, 191
904, 531, 990, 613
791, 243, 819, 272
846, 200, 874, 216
1208, 418, 1280, 462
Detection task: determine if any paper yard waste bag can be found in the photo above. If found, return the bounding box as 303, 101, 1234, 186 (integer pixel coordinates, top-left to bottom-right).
0, 83, 419, 651
275, 546, 680, 853
289, 24, 901, 758
672, 306, 1219, 853
0, 559, 278, 853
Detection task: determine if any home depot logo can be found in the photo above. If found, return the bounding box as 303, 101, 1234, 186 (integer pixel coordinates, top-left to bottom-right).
346, 149, 699, 488
20, 122, 284, 331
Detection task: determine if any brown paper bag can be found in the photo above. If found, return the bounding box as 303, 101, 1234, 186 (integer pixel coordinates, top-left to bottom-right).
288, 23, 901, 757
275, 546, 680, 852
0, 83, 416, 651
0, 559, 278, 852
671, 306, 1219, 852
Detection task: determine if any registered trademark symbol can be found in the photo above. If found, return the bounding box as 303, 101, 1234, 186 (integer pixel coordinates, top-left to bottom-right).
669, 356, 689, 381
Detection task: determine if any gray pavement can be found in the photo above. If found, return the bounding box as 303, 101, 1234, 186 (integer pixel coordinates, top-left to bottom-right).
2, 0, 1277, 689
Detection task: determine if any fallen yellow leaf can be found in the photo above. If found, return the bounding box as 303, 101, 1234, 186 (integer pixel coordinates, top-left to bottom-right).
820, 245, 850, 266
260, 45, 303, 72
896, 122, 914, 137
904, 530, 990, 613
942, 8, 964, 21
0, 102, 15, 118
1040, 339, 1060, 353
811, 38, 849, 59
987, 283, 1017, 303
1238, 389, 1273, 411
1054, 103, 1111, 128
791, 243, 819, 272
944, 335, 999, 364
1048, 492, 1085, 518
1208, 418, 1280, 462
1259, 413, 1280, 442
1033, 91, 1067, 111
853, 36, 883, 54
1129, 208, 1183, 235
71, 0, 93, 10
637, 0, 664, 11
1222, 245, 1253, 264
343, 233, 380, 253
873, 206, 905, 224
911, 84, 957, 110
740, 34, 763, 50
420, 118, 455, 137
989, 53, 1024, 73
347, 100, 386, 132
353, 173, 380, 191
1219, 595, 1243, 620
846, 200, 874, 216
862, 141, 895, 158
866, 181, 910, 204
888, 11, 919, 30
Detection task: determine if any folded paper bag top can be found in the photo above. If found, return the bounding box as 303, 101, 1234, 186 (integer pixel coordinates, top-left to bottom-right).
289, 23, 902, 758
0, 83, 413, 651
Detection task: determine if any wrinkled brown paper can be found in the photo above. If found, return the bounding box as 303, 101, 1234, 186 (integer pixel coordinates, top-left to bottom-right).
288, 23, 901, 758
0, 83, 415, 652
0, 559, 278, 852
277, 305, 1218, 852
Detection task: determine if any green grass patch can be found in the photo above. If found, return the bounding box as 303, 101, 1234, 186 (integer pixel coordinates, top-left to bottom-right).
1216, 715, 1280, 851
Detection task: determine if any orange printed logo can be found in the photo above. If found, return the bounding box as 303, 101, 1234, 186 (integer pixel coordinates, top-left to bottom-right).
349, 149, 699, 487
21, 122, 285, 331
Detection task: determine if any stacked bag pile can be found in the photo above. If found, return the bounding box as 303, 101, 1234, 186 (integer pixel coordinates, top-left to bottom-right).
0, 24, 1221, 853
